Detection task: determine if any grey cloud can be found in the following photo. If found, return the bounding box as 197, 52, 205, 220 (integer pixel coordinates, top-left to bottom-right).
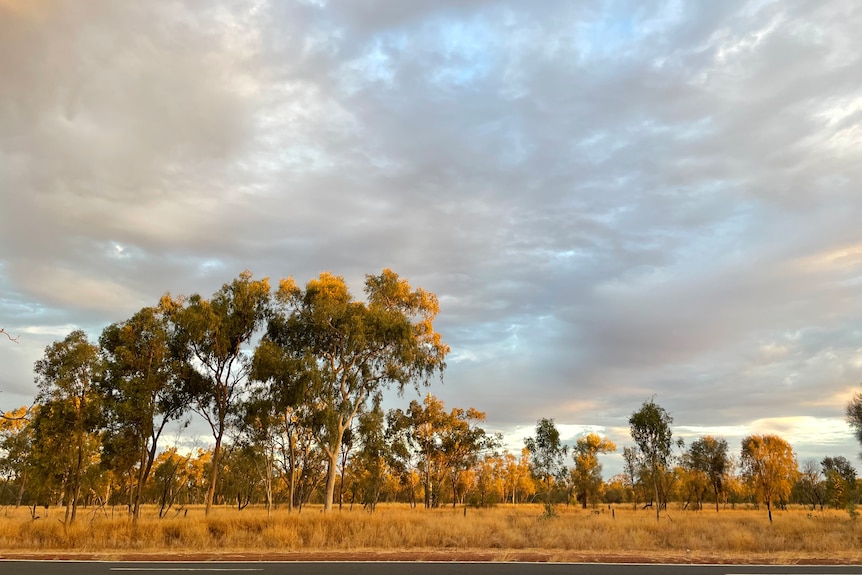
2, 0, 862, 466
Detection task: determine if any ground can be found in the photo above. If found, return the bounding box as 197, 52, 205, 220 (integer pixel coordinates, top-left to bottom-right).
1, 550, 859, 565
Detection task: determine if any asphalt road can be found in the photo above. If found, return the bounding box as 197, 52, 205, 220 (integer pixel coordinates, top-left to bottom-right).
1, 562, 861, 575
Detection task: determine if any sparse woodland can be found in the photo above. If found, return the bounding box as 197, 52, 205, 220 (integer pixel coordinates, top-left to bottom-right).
1, 270, 862, 548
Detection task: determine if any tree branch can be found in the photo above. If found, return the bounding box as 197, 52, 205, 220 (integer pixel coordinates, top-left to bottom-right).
0, 328, 18, 343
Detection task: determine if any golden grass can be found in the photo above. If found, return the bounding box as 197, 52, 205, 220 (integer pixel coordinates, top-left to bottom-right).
0, 504, 860, 563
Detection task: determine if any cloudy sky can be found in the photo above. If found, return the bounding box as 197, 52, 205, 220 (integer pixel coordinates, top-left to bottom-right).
2, 0, 862, 474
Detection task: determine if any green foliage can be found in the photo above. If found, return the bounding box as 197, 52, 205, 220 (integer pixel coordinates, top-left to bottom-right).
32, 330, 103, 524
387, 394, 497, 509
821, 455, 857, 516
258, 269, 449, 511
629, 398, 676, 519
525, 418, 568, 516
684, 435, 731, 512
162, 270, 271, 515
846, 392, 862, 449
99, 305, 188, 519
351, 394, 388, 511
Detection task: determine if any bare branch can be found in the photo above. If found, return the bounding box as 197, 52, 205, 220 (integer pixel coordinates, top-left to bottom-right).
0, 327, 19, 343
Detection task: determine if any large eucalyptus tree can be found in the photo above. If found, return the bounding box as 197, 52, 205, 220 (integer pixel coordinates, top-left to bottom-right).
256, 269, 448, 512
162, 270, 271, 515
99, 305, 188, 520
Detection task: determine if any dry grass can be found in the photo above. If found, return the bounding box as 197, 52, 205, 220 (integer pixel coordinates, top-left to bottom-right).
0, 504, 860, 563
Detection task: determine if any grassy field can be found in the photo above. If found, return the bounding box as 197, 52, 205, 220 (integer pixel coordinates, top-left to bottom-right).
0, 503, 860, 564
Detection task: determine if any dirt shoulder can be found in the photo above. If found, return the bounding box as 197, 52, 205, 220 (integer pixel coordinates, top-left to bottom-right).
2, 549, 861, 565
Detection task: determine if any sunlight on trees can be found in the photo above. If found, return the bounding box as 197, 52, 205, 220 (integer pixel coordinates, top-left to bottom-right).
0, 270, 854, 519
571, 432, 616, 509
740, 434, 799, 523
162, 270, 271, 515
99, 306, 188, 521
257, 269, 449, 512
32, 330, 102, 525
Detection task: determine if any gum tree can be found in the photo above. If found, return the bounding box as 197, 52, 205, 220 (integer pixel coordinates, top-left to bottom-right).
572, 432, 616, 509
259, 269, 448, 512
162, 270, 271, 515
740, 434, 798, 523
525, 418, 568, 516
684, 435, 731, 512
99, 306, 188, 520
629, 398, 676, 520
32, 330, 102, 525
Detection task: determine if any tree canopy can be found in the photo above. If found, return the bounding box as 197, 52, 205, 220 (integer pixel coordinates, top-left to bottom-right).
1, 270, 855, 519
253, 269, 449, 511
525, 418, 568, 516
740, 434, 798, 523
629, 398, 676, 520
161, 270, 271, 515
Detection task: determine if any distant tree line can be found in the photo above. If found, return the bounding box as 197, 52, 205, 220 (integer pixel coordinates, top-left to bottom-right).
1, 271, 861, 525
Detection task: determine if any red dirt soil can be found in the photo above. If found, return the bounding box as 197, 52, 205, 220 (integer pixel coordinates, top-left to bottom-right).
2, 549, 860, 565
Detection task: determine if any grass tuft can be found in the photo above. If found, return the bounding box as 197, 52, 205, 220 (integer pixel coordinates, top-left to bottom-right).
0, 504, 861, 561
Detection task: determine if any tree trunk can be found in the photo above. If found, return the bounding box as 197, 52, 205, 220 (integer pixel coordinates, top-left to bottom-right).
67, 430, 85, 525
16, 470, 27, 507
133, 448, 146, 521
322, 422, 346, 512
288, 432, 296, 513
424, 453, 432, 509
205, 431, 223, 516
264, 448, 273, 518
452, 472, 458, 508
339, 445, 349, 512
324, 454, 338, 512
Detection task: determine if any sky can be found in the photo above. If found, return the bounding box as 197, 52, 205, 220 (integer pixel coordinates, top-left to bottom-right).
2, 0, 862, 477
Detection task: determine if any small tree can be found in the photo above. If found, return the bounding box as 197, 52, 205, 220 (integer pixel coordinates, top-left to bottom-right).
794, 459, 825, 511
32, 330, 103, 524
684, 435, 731, 512
353, 393, 387, 511
0, 406, 35, 506
524, 418, 568, 516
571, 433, 616, 509
621, 445, 641, 509
821, 455, 857, 515
740, 434, 798, 523
629, 398, 676, 520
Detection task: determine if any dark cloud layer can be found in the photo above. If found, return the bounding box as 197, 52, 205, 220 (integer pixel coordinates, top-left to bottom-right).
3, 0, 862, 470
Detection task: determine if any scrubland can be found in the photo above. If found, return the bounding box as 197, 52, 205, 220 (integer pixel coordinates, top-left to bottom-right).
0, 504, 860, 564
